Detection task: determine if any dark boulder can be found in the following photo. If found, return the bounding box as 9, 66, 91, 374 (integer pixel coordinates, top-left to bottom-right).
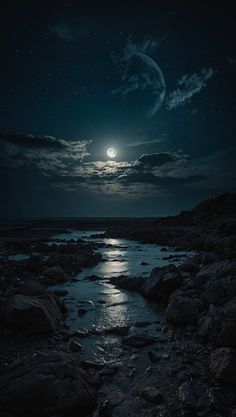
40, 265, 67, 285
166, 295, 199, 325
140, 265, 182, 301
110, 275, 145, 292
122, 333, 156, 347
4, 293, 63, 334
0, 350, 97, 416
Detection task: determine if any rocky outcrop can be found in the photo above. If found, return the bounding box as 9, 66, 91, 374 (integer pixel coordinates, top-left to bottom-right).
4, 293, 63, 334
140, 265, 182, 301
0, 350, 97, 416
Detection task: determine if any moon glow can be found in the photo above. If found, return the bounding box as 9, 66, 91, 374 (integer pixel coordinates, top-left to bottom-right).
107, 147, 117, 158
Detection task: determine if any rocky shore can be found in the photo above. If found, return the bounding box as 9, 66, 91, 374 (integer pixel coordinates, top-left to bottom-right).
0, 193, 235, 417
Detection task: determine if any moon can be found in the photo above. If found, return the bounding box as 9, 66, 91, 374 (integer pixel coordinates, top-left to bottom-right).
107, 147, 117, 158
117, 50, 166, 118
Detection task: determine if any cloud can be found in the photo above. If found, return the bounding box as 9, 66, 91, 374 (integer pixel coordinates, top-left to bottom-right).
135, 151, 187, 167
0, 132, 91, 175
50, 23, 76, 42
125, 137, 164, 148
166, 68, 215, 110
1, 131, 235, 201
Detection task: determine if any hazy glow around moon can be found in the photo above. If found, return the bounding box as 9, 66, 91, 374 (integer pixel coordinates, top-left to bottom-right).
107, 147, 117, 158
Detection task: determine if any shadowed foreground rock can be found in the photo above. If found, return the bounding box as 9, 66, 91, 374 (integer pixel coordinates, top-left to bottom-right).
0, 351, 97, 417
4, 293, 63, 334
210, 348, 236, 386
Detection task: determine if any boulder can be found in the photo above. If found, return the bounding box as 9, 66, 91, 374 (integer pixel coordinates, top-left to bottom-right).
199, 305, 224, 341
201, 278, 229, 305
209, 348, 236, 386
166, 295, 199, 325
41, 265, 67, 285
15, 280, 46, 296
141, 387, 163, 403
122, 334, 156, 347
5, 294, 62, 334
110, 275, 145, 292
0, 350, 97, 416
25, 255, 44, 273
140, 265, 182, 301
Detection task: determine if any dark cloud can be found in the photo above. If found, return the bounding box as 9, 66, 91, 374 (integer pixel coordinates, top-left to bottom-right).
0, 133, 66, 149
136, 151, 186, 167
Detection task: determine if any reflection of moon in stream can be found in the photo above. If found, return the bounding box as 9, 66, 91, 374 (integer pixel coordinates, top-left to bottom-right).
121, 50, 166, 117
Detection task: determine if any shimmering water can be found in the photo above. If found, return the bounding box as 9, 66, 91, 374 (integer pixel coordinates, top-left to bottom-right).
52, 230, 191, 361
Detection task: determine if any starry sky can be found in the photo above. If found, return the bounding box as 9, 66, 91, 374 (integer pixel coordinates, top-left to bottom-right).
0, 0, 236, 217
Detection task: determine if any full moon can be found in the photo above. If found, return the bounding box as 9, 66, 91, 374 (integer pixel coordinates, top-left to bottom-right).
107, 147, 117, 158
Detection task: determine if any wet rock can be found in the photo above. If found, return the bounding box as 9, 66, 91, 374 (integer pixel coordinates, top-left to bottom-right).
122, 334, 156, 347
0, 350, 97, 416
141, 387, 163, 403
140, 261, 148, 265
78, 307, 88, 316
140, 265, 182, 301
69, 340, 83, 352
110, 275, 145, 292
52, 289, 68, 297
99, 400, 113, 417
40, 266, 67, 285
210, 347, 236, 386
166, 295, 199, 325
4, 293, 62, 334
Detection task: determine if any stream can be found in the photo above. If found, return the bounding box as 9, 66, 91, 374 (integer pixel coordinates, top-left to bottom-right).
52, 230, 191, 364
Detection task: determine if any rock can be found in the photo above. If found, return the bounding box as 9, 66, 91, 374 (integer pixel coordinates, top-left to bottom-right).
16, 280, 46, 296
78, 307, 88, 316
4, 294, 62, 334
209, 348, 236, 386
41, 266, 67, 285
140, 265, 182, 301
69, 340, 83, 352
99, 400, 113, 417
179, 260, 199, 274
199, 305, 224, 341
0, 350, 97, 416
166, 296, 199, 325
110, 275, 145, 292
122, 334, 156, 347
148, 351, 161, 363
218, 319, 236, 347
141, 387, 163, 403
25, 255, 43, 273
201, 277, 229, 304
140, 261, 148, 265
178, 382, 196, 405
52, 289, 68, 297
224, 296, 236, 319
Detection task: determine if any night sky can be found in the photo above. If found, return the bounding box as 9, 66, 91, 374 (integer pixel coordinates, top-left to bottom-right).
0, 0, 236, 217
